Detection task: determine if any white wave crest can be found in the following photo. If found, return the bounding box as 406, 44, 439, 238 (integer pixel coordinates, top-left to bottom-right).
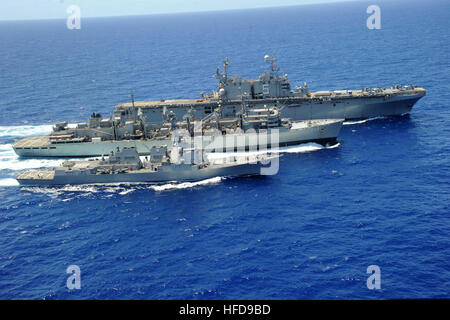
0, 144, 13, 151
343, 116, 386, 126
0, 125, 53, 137
20, 177, 224, 198
0, 144, 64, 171
0, 158, 64, 171
207, 142, 339, 160
280, 142, 340, 153
149, 177, 224, 191
0, 178, 19, 187
21, 184, 102, 199
22, 183, 132, 195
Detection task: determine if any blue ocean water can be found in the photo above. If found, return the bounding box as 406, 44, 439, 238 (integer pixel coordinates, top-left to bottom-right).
0, 0, 449, 299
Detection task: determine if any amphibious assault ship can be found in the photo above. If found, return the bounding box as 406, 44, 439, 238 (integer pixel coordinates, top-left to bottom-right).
111, 55, 426, 125
16, 143, 277, 186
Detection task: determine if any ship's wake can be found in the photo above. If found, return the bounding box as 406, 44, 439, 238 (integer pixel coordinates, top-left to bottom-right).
0, 142, 67, 188
0, 125, 53, 138
207, 142, 339, 160
0, 144, 65, 171
343, 116, 386, 126
0, 124, 66, 184
0, 123, 80, 138
148, 177, 223, 191
0, 178, 19, 187
19, 177, 225, 200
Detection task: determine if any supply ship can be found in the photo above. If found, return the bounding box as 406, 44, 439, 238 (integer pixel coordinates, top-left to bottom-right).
13, 106, 343, 157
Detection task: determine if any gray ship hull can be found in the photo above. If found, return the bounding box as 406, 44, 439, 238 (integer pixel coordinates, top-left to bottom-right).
115, 88, 426, 125
13, 119, 343, 157
13, 138, 170, 158
17, 162, 265, 186
281, 95, 423, 120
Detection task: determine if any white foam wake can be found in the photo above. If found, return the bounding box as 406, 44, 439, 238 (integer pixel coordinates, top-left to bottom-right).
0, 125, 53, 137
207, 142, 339, 160
279, 142, 340, 153
0, 178, 19, 187
0, 144, 64, 171
149, 177, 223, 191
343, 116, 385, 125
20, 177, 225, 197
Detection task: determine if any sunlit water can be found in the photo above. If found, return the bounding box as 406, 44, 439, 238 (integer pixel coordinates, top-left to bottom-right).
0, 0, 449, 299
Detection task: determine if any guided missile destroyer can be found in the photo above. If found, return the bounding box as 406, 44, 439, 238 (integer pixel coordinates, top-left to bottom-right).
16, 144, 277, 186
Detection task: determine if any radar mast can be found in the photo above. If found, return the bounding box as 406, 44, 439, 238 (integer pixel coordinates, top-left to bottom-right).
264, 55, 280, 76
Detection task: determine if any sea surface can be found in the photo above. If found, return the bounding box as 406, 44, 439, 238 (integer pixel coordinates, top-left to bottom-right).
0, 0, 449, 299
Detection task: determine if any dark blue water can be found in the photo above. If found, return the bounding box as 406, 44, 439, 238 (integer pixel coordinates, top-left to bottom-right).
0, 0, 449, 299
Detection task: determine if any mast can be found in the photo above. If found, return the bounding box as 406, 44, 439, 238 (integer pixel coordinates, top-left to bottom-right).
130, 89, 135, 109
130, 88, 141, 126
215, 57, 229, 83
223, 57, 229, 79
264, 55, 280, 76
